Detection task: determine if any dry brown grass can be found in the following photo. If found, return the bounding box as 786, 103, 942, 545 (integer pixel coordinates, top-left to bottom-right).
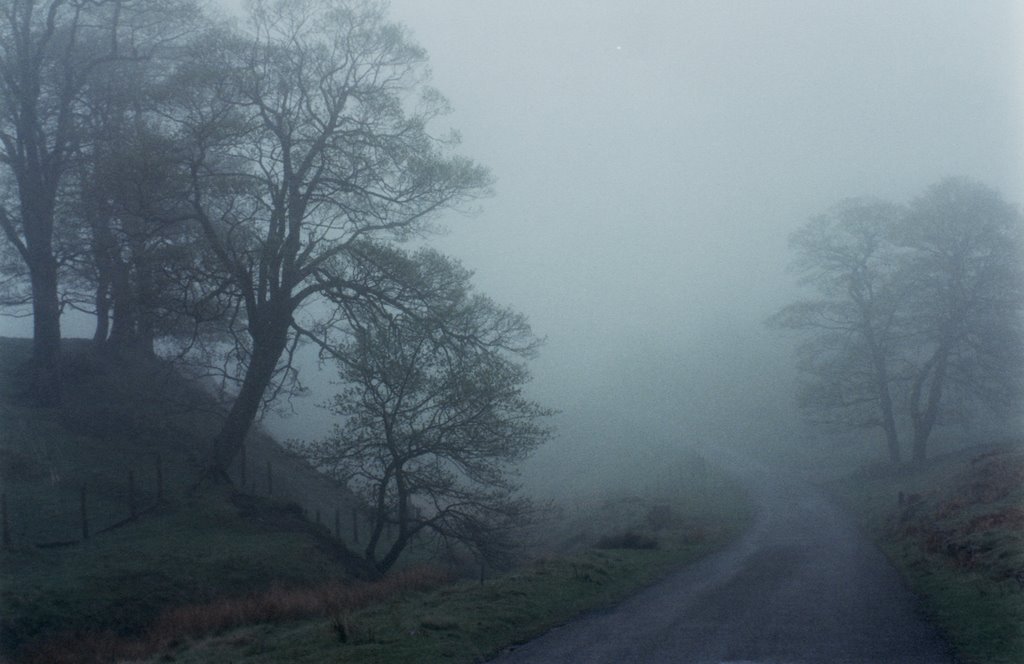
23, 565, 451, 664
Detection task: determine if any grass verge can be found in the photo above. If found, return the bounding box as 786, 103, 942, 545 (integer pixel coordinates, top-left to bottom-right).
830, 444, 1024, 664
140, 472, 753, 663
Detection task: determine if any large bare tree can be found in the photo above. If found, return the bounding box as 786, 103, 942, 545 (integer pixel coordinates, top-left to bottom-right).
178, 0, 491, 478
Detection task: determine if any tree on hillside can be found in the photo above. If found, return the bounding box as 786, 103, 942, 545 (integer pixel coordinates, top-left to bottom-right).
767, 199, 907, 463
0, 0, 199, 402
175, 0, 490, 479
771, 180, 1024, 464
291, 251, 553, 576
0, 0, 112, 404
73, 46, 206, 356
895, 178, 1024, 462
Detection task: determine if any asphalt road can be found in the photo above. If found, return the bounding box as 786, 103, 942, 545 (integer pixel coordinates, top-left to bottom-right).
491, 457, 954, 664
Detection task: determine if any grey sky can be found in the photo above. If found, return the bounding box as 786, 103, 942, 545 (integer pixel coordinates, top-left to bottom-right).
374, 1, 1023, 485
388, 1, 1021, 339
2, 1, 1020, 487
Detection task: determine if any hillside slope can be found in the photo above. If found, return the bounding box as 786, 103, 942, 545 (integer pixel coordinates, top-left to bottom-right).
0, 338, 362, 660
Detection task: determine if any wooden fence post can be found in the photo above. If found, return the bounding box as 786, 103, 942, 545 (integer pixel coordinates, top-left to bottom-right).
80, 484, 89, 540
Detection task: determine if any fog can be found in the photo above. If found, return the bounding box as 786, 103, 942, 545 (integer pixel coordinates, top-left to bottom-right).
3, 0, 1022, 497
374, 0, 1024, 496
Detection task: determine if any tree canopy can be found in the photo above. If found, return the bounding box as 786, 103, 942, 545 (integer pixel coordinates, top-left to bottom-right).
770, 178, 1023, 463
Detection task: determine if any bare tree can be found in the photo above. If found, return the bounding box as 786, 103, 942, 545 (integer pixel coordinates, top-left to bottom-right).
0, 0, 199, 401
176, 0, 491, 479
771, 181, 1024, 464
895, 178, 1024, 462
0, 0, 101, 404
292, 250, 553, 576
768, 199, 907, 463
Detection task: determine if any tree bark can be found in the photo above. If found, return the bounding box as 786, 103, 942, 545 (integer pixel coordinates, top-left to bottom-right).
875, 365, 901, 465
862, 315, 901, 464
910, 348, 949, 464
207, 320, 290, 479
28, 243, 62, 406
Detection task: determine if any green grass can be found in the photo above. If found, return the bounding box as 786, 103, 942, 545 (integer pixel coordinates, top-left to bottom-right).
0, 338, 361, 661
830, 444, 1024, 664
140, 472, 753, 663
1, 487, 353, 660
0, 337, 754, 663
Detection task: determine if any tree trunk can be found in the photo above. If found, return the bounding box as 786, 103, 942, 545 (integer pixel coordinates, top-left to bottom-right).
378, 469, 411, 573
90, 213, 116, 348
93, 278, 110, 346
874, 358, 901, 464
910, 348, 949, 464
107, 254, 137, 351
28, 248, 62, 406
865, 322, 901, 464
207, 324, 289, 478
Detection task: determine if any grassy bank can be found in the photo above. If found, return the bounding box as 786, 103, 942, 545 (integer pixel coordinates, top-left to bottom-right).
830, 444, 1024, 664
140, 471, 753, 663
0, 338, 357, 661
1, 337, 753, 663
1, 487, 362, 662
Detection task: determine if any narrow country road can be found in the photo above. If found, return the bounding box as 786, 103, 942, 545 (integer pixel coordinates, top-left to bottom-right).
491, 455, 953, 664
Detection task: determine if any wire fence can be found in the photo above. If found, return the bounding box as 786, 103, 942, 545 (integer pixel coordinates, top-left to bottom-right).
1, 440, 363, 551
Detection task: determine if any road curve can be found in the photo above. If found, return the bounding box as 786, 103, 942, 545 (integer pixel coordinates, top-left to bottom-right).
491, 454, 953, 664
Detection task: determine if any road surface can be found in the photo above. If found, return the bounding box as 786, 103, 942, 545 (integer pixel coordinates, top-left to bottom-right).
491, 456, 953, 664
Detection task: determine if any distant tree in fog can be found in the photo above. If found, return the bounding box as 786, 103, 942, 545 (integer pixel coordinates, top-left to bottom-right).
895, 179, 1024, 461
767, 199, 906, 463
771, 179, 1023, 464
291, 251, 552, 576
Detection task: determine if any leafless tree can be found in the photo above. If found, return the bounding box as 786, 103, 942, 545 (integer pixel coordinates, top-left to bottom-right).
292, 250, 553, 575
176, 0, 491, 479
768, 199, 907, 463
0, 0, 199, 401
895, 178, 1024, 461
771, 181, 1024, 464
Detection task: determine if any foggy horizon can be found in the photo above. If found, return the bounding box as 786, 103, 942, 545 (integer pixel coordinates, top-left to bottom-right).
2, 0, 1021, 493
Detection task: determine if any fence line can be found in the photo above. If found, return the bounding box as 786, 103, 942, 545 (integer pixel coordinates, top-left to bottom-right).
2, 453, 365, 553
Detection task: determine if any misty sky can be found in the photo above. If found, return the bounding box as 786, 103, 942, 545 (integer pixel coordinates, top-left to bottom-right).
379, 0, 1024, 488
2, 1, 1021, 489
